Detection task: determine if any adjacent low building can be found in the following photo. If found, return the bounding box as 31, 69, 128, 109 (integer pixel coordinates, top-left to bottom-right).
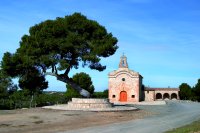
144, 87, 180, 101
108, 54, 180, 103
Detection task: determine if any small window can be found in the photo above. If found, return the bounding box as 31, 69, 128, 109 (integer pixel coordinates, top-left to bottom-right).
132, 95, 135, 98
122, 78, 125, 81
112, 95, 116, 98
147, 91, 149, 94
122, 60, 125, 66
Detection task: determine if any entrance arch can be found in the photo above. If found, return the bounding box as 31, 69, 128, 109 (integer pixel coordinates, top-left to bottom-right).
171, 93, 177, 100
120, 91, 127, 102
156, 93, 162, 100
163, 93, 170, 100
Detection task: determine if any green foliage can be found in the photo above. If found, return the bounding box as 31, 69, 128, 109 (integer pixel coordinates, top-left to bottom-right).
1, 52, 24, 77
0, 71, 9, 98
179, 79, 200, 101
18, 68, 48, 94
0, 69, 18, 109
0, 90, 30, 109
0, 90, 67, 109
66, 72, 94, 99
65, 87, 81, 100
17, 68, 48, 108
71, 72, 94, 94
36, 92, 66, 107
0, 69, 17, 99
10, 90, 30, 109
0, 99, 13, 109
193, 79, 200, 101
179, 83, 192, 100
92, 89, 108, 98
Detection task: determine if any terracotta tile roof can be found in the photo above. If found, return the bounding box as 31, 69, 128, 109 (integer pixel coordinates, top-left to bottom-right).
145, 87, 180, 91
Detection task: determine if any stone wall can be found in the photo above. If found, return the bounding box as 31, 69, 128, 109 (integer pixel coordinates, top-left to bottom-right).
67, 98, 113, 109
144, 90, 155, 101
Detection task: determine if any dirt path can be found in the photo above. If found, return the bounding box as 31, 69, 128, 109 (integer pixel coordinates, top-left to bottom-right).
61, 101, 200, 133
0, 107, 152, 133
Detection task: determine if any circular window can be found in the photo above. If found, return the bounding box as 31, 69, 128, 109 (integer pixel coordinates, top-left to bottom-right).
122, 78, 125, 81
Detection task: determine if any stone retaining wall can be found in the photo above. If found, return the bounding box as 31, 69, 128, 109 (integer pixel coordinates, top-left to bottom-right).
67, 98, 113, 109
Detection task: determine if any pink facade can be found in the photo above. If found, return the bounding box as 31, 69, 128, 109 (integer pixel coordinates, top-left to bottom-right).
108, 55, 143, 103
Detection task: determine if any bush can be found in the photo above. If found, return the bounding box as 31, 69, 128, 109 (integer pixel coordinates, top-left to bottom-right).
36, 92, 67, 107
0, 99, 13, 109
92, 90, 108, 98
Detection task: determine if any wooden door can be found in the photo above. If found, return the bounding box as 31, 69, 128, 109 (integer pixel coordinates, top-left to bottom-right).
120, 91, 127, 102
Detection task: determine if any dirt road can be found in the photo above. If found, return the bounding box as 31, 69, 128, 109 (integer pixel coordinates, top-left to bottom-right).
61, 101, 200, 133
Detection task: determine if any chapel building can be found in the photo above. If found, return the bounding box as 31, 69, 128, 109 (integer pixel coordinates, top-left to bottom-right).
108, 55, 180, 103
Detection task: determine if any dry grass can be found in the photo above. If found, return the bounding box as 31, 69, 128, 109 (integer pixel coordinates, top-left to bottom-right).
165, 119, 200, 133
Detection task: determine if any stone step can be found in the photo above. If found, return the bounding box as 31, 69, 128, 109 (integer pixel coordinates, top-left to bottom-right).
71, 98, 110, 104
67, 102, 112, 109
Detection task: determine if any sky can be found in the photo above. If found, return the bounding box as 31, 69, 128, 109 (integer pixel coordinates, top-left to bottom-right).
0, 0, 200, 92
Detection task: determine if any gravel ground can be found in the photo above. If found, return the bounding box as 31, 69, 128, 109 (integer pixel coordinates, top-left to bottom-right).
0, 106, 151, 133
61, 101, 200, 133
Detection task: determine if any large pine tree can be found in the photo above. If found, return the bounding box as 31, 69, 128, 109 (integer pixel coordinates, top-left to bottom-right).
1, 13, 118, 97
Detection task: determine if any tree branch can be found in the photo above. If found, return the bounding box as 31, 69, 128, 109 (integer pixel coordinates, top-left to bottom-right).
54, 65, 58, 75
64, 66, 70, 76
38, 64, 46, 75
45, 72, 57, 77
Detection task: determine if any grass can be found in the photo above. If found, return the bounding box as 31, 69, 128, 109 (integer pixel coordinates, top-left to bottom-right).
165, 119, 200, 133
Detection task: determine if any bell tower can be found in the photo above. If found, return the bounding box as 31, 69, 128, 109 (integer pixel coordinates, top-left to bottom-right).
119, 54, 128, 68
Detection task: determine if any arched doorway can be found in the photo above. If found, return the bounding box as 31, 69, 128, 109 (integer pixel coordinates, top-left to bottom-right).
120, 91, 127, 102
156, 93, 162, 100
163, 93, 170, 100
171, 93, 177, 100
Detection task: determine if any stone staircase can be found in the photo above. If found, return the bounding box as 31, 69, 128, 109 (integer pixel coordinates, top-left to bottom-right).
43, 98, 137, 111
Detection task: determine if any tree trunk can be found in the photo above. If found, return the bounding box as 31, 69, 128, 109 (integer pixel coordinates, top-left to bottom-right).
57, 76, 90, 98
30, 94, 34, 108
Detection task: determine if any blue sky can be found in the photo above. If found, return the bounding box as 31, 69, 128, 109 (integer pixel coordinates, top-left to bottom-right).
0, 0, 200, 92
